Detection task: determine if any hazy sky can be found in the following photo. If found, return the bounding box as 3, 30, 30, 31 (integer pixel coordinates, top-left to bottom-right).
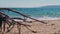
0, 0, 60, 8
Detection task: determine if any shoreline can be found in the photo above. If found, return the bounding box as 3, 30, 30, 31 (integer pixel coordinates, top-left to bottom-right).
14, 17, 60, 22
37, 17, 60, 20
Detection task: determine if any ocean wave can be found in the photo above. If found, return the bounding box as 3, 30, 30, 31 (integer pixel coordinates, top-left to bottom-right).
36, 17, 60, 20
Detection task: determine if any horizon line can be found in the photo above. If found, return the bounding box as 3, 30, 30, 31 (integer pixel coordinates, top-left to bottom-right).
0, 4, 60, 8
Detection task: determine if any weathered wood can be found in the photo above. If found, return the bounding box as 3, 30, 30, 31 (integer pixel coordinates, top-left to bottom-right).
0, 8, 47, 34
0, 8, 46, 24
0, 11, 33, 34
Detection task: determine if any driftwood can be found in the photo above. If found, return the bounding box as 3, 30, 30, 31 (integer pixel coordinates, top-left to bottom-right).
0, 8, 47, 34
0, 8, 47, 24
0, 9, 39, 34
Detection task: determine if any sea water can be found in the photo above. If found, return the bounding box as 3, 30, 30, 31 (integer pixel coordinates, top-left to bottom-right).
1, 6, 60, 20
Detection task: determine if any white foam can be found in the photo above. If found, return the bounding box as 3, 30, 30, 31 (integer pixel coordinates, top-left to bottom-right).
14, 16, 60, 21
37, 17, 60, 20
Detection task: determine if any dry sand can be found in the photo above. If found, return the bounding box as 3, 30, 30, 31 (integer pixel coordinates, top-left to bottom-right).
2, 20, 60, 34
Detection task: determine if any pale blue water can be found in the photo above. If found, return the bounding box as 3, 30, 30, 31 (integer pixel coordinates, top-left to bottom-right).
1, 5, 60, 18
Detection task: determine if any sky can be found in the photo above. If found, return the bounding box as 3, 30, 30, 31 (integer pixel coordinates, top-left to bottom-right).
0, 0, 60, 8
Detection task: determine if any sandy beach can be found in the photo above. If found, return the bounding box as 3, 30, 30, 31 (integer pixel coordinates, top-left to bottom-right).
4, 19, 60, 34
0, 6, 60, 34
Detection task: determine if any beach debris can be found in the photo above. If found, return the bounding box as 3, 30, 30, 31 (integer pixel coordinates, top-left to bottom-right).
0, 8, 47, 24
0, 8, 40, 34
